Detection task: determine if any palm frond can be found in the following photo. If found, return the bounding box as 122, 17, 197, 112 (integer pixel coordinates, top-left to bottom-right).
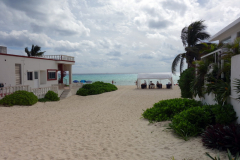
172, 53, 184, 75
25, 47, 31, 57
180, 55, 185, 73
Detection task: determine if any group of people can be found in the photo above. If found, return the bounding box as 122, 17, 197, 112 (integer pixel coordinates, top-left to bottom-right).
139, 80, 163, 89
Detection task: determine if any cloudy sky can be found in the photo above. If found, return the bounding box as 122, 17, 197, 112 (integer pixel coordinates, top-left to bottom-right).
0, 0, 240, 74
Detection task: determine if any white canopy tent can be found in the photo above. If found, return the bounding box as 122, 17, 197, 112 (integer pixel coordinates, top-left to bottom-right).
137, 73, 173, 89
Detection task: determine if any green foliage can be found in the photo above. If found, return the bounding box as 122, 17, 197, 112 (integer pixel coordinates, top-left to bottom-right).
76, 81, 118, 96
206, 80, 231, 105
0, 90, 38, 106
178, 68, 195, 98
211, 104, 237, 124
44, 90, 59, 101
169, 106, 212, 140
25, 44, 45, 57
142, 98, 202, 122
206, 149, 239, 160
190, 60, 210, 98
38, 98, 50, 102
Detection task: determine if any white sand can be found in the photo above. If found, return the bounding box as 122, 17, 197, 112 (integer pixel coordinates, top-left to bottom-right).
0, 86, 226, 160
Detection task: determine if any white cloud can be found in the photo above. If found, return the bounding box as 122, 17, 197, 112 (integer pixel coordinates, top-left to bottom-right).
0, 0, 240, 73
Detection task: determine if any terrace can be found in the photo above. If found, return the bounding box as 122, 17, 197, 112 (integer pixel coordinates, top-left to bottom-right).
32, 55, 75, 62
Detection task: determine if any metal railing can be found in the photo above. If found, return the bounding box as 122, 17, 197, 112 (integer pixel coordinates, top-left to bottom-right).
32, 55, 75, 61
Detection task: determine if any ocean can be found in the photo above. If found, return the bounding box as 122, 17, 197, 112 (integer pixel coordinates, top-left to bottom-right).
62, 73, 180, 86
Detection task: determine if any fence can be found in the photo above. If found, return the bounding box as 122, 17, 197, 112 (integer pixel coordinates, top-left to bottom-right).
0, 85, 59, 99
32, 55, 74, 61
0, 85, 29, 99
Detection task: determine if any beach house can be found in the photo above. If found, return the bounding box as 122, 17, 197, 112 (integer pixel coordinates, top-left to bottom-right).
0, 46, 81, 99
198, 17, 240, 123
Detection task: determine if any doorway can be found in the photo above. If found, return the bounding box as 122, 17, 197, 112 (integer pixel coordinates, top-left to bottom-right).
34, 71, 39, 88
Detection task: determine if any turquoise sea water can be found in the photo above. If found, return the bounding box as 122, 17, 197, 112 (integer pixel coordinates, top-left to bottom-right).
62, 73, 180, 86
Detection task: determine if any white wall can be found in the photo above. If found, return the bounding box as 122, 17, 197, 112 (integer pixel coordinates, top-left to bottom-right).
0, 54, 58, 88
231, 54, 240, 123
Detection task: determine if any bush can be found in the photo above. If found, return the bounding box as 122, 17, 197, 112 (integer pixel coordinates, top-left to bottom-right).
169, 106, 212, 140
178, 68, 195, 98
0, 90, 38, 106
44, 90, 59, 101
202, 124, 240, 156
76, 81, 118, 96
211, 104, 237, 124
38, 98, 50, 102
142, 98, 202, 122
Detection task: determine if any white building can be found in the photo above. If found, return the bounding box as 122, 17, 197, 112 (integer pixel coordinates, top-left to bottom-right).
0, 47, 80, 99
198, 17, 240, 123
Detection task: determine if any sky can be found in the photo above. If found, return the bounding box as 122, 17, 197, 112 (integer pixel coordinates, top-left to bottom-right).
0, 0, 240, 74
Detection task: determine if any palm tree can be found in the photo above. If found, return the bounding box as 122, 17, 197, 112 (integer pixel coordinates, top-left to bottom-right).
171, 20, 210, 75
25, 45, 45, 57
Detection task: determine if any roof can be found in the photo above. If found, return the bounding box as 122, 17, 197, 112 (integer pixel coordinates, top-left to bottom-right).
209, 17, 240, 41
0, 53, 75, 63
137, 73, 172, 79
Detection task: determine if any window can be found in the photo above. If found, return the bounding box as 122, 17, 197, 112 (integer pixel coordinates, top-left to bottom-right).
27, 72, 33, 80
221, 37, 231, 44
15, 64, 21, 85
34, 71, 38, 79
47, 69, 57, 80
237, 32, 240, 38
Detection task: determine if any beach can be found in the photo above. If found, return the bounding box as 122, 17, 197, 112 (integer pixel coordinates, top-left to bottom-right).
0, 86, 226, 160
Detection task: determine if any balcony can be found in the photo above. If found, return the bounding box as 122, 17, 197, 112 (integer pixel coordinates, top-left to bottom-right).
33, 55, 75, 62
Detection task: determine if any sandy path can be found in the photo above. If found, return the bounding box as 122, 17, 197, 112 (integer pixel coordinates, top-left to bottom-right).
0, 86, 225, 160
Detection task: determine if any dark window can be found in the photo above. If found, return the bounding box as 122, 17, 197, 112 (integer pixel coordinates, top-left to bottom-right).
237, 32, 240, 38
221, 37, 231, 44
27, 72, 33, 80
48, 72, 56, 79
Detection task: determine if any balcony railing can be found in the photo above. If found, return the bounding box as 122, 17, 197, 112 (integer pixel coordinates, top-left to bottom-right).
33, 55, 75, 61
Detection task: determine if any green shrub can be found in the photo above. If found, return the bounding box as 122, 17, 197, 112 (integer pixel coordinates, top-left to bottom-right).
76, 81, 118, 96
44, 90, 59, 101
142, 98, 202, 122
210, 104, 237, 124
169, 106, 212, 140
178, 68, 195, 98
76, 88, 88, 96
38, 98, 50, 102
0, 90, 38, 106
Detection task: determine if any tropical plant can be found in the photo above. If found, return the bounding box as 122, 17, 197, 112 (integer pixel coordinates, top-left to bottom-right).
172, 20, 210, 74
169, 106, 212, 140
25, 44, 45, 57
190, 60, 209, 98
211, 104, 237, 124
205, 79, 231, 105
202, 124, 240, 156
178, 68, 195, 98
224, 37, 240, 55
206, 149, 240, 160
142, 98, 202, 122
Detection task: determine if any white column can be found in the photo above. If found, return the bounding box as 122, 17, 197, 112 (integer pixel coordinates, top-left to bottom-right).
69, 65, 72, 85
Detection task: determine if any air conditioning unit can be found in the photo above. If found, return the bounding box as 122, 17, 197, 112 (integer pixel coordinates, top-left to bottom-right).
0, 46, 7, 54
